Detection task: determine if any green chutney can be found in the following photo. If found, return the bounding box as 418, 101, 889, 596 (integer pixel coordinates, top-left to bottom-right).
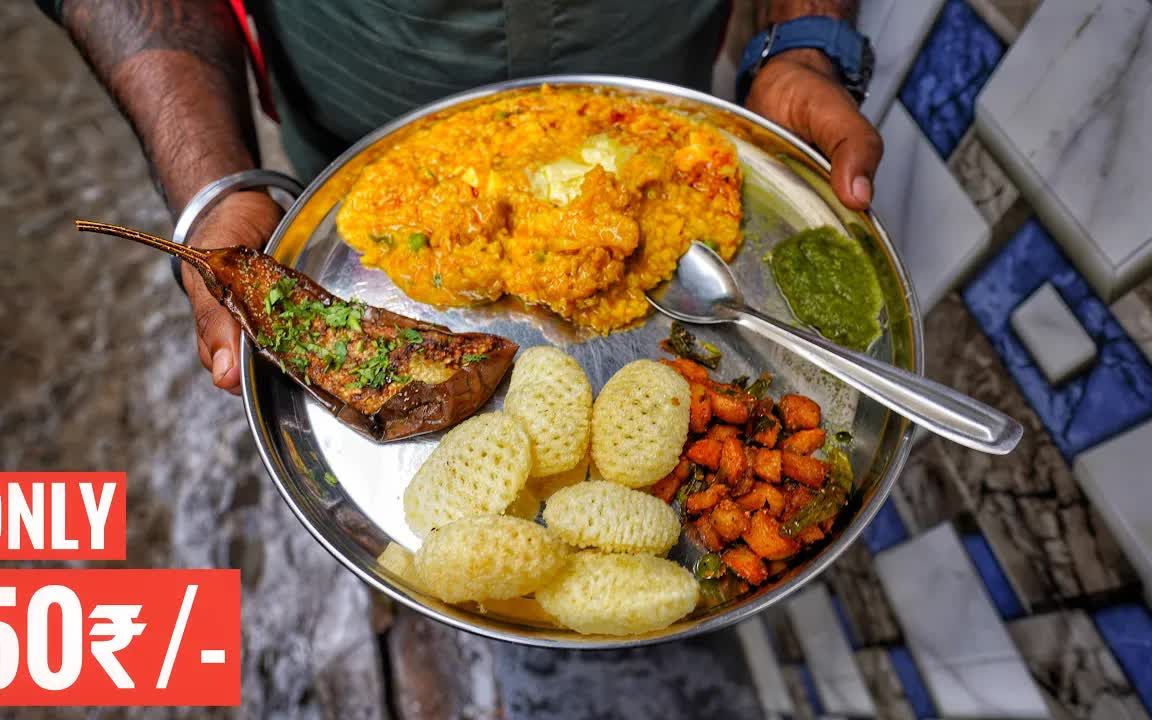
767, 226, 883, 352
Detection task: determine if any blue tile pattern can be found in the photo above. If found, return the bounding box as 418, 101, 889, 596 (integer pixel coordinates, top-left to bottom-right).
862, 499, 909, 555
962, 219, 1152, 458
1093, 604, 1152, 712
797, 665, 824, 717
961, 533, 1025, 620
830, 594, 860, 650
899, 0, 1004, 158
887, 647, 937, 720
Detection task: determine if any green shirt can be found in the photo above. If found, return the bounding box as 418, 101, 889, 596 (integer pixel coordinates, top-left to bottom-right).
41, 0, 730, 179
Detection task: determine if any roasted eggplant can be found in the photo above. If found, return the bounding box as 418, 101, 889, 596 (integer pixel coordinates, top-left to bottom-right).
75, 220, 517, 441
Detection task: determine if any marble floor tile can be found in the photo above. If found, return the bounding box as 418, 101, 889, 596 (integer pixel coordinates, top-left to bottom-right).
781, 665, 819, 720
857, 0, 947, 124
492, 627, 764, 720
889, 433, 968, 534
738, 617, 795, 715
855, 649, 917, 720
960, 532, 1027, 621
967, 0, 1045, 42
963, 220, 1152, 459
824, 542, 904, 648
1010, 610, 1151, 720
785, 584, 876, 717
766, 608, 807, 664
1075, 420, 1152, 606
1011, 282, 1098, 385
861, 498, 911, 556
976, 0, 1152, 302
1111, 279, 1152, 364
875, 523, 1050, 718
873, 102, 991, 312
899, 0, 1006, 159
947, 127, 1030, 243
924, 294, 1138, 609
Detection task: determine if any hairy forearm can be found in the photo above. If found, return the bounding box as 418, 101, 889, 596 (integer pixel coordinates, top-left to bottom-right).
765, 0, 858, 23
61, 0, 258, 214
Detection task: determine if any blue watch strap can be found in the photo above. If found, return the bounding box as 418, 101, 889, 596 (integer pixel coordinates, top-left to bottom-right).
736, 17, 870, 104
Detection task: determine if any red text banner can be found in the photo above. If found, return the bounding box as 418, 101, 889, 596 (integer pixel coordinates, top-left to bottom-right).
0, 473, 125, 560
0, 569, 240, 706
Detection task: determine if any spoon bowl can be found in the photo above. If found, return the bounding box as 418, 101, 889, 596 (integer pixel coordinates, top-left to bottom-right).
648, 242, 1023, 455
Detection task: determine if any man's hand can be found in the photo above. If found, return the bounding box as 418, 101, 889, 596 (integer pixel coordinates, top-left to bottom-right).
181, 192, 283, 395
745, 48, 883, 211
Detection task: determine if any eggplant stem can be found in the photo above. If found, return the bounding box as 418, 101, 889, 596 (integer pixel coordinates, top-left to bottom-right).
75, 219, 212, 275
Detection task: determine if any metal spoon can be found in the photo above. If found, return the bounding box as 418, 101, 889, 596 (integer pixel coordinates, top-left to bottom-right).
647, 242, 1023, 455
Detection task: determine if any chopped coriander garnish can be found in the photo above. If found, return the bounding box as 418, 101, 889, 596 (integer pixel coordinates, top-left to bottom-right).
324, 340, 348, 371
320, 301, 362, 330
399, 328, 423, 345
701, 238, 720, 252
369, 230, 393, 248
323, 472, 339, 486
462, 353, 488, 364
349, 338, 399, 389
408, 232, 429, 251
432, 273, 443, 288
264, 277, 298, 316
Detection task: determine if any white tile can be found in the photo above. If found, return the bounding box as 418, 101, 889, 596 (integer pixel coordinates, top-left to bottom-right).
736, 617, 795, 715
1075, 420, 1152, 606
785, 583, 876, 717
874, 103, 992, 311
857, 0, 948, 124
1010, 282, 1098, 384
875, 523, 1050, 719
976, 0, 1152, 301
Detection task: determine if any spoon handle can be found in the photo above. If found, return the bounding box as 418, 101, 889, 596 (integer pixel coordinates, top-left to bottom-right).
734, 307, 1023, 455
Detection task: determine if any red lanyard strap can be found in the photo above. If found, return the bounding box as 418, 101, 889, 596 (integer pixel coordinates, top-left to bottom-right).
227, 0, 279, 122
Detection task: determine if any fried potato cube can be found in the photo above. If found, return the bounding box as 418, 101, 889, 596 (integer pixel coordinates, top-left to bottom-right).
717, 437, 749, 485
735, 482, 773, 512
543, 481, 681, 555
709, 388, 752, 425
504, 346, 593, 476
685, 483, 729, 514
722, 546, 768, 586
709, 499, 750, 542
686, 438, 722, 469
742, 511, 799, 560
780, 428, 827, 456
648, 459, 690, 503
781, 452, 829, 488
403, 412, 533, 537
748, 415, 781, 448
661, 358, 711, 383
528, 455, 590, 500
778, 394, 821, 431
688, 382, 713, 434
796, 525, 826, 544
763, 484, 787, 518
413, 515, 570, 602
536, 552, 699, 635
694, 515, 725, 552
591, 360, 691, 488
706, 424, 742, 442
750, 448, 782, 484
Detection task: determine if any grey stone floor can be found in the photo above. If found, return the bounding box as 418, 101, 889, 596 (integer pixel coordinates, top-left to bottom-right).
0, 5, 383, 718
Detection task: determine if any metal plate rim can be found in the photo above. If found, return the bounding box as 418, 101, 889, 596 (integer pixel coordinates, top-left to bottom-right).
241, 74, 924, 649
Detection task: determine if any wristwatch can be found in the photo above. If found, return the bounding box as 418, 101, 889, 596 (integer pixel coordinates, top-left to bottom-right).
736, 16, 874, 105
